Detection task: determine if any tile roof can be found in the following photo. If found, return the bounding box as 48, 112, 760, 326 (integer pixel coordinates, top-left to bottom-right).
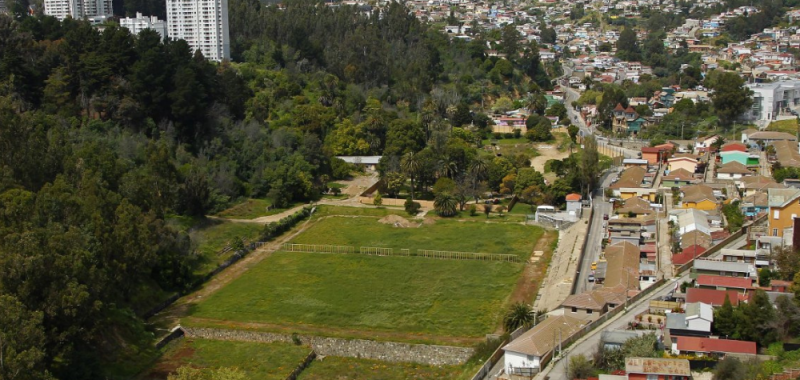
566, 193, 582, 201
681, 184, 718, 204
745, 130, 797, 141
721, 142, 748, 152
672, 245, 706, 265
625, 357, 691, 376
681, 230, 712, 249
696, 275, 754, 289
663, 168, 697, 182
502, 314, 585, 357
561, 291, 607, 310
611, 166, 646, 189
716, 161, 753, 175
773, 140, 800, 168
675, 336, 757, 355
742, 191, 769, 208
685, 288, 741, 306
603, 241, 640, 291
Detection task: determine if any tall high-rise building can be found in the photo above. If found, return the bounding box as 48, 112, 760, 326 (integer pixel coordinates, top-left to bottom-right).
166, 0, 230, 62
121, 12, 168, 39
44, 0, 111, 21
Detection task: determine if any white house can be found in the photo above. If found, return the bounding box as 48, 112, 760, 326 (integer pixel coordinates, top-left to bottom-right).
669, 208, 711, 235
665, 302, 713, 337
335, 156, 382, 172
503, 314, 584, 376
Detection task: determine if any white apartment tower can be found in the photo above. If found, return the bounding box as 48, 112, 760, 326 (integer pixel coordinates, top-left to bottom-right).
166, 0, 230, 62
44, 0, 112, 21
120, 12, 168, 39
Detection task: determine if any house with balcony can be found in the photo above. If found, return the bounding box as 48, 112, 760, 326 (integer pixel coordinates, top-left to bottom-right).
693, 258, 756, 279
768, 187, 800, 238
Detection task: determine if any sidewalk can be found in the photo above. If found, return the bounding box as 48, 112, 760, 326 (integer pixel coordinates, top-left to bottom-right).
533, 213, 589, 313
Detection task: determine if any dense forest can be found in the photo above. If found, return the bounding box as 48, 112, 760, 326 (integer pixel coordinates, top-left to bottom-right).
0, 0, 576, 377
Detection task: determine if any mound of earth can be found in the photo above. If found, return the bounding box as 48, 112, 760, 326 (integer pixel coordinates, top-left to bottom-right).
377, 215, 415, 228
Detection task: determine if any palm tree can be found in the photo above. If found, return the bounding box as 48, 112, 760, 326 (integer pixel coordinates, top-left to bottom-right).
434, 193, 458, 217
469, 157, 489, 199
436, 158, 458, 179
401, 152, 420, 200
503, 302, 534, 332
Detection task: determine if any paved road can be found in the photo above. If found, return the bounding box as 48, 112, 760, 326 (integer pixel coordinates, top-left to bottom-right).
539, 274, 688, 380
574, 175, 614, 294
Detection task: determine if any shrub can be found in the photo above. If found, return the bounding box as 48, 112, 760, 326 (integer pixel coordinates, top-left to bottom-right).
468, 204, 477, 216
492, 132, 503, 140
404, 197, 420, 215
503, 132, 515, 139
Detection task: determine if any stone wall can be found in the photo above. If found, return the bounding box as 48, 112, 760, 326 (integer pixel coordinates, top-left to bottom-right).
182, 327, 473, 366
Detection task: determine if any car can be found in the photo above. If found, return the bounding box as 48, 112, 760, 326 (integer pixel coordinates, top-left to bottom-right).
588, 274, 595, 282
603, 214, 609, 220
591, 261, 597, 270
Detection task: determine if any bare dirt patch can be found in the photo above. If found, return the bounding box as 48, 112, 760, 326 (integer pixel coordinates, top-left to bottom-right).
502, 229, 557, 325
530, 143, 570, 173
377, 214, 415, 228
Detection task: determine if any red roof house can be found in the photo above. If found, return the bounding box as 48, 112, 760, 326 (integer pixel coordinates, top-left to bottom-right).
671, 245, 707, 265
674, 336, 757, 356
566, 193, 582, 201
696, 275, 754, 291
685, 288, 742, 307
721, 142, 748, 152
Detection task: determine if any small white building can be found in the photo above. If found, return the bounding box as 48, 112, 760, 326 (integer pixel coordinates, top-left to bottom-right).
502, 314, 584, 376
120, 12, 168, 39
335, 156, 382, 172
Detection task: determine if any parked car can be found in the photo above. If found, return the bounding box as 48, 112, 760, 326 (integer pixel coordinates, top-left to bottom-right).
591, 261, 597, 270
603, 214, 609, 220
588, 274, 595, 282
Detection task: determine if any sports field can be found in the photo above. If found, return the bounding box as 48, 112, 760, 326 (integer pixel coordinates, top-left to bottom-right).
187, 252, 522, 343
291, 216, 542, 259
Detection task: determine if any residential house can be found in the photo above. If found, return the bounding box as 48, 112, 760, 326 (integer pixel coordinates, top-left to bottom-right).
502, 314, 585, 376
641, 145, 672, 165
685, 288, 742, 307
696, 275, 754, 292
680, 230, 712, 249
693, 259, 756, 279
669, 208, 711, 235
773, 139, 800, 168
720, 249, 770, 267
611, 166, 658, 201
696, 135, 721, 153
672, 245, 707, 266
716, 161, 753, 182
623, 158, 650, 168
741, 192, 769, 218
671, 336, 757, 357
667, 156, 700, 175
741, 129, 797, 146
662, 168, 700, 188
492, 117, 527, 134
680, 184, 720, 210
603, 241, 641, 293
665, 302, 713, 337
624, 357, 691, 380
740, 176, 785, 196
768, 187, 800, 238
616, 197, 655, 218
560, 291, 609, 321
719, 150, 760, 167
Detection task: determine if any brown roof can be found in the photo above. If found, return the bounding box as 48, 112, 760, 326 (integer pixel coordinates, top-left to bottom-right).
603, 241, 640, 291
681, 230, 712, 249
663, 168, 697, 182
716, 161, 753, 175
614, 103, 625, 111
611, 166, 646, 189
741, 175, 783, 190
742, 191, 768, 208
681, 184, 718, 204
774, 139, 800, 168
746, 130, 797, 141
561, 292, 607, 311
502, 314, 585, 356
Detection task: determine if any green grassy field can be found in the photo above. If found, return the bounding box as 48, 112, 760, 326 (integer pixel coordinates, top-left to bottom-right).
297, 356, 463, 380
187, 252, 522, 341
312, 205, 406, 218
144, 339, 310, 380
216, 198, 301, 219
188, 220, 263, 274
291, 216, 541, 259
767, 118, 799, 134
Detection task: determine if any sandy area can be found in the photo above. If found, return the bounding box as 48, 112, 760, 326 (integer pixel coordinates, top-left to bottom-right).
530, 144, 570, 173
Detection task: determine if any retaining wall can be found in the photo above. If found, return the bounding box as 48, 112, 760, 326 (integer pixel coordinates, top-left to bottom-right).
182, 327, 473, 366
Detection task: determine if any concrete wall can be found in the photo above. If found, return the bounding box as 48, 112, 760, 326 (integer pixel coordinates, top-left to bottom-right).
182, 327, 472, 366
